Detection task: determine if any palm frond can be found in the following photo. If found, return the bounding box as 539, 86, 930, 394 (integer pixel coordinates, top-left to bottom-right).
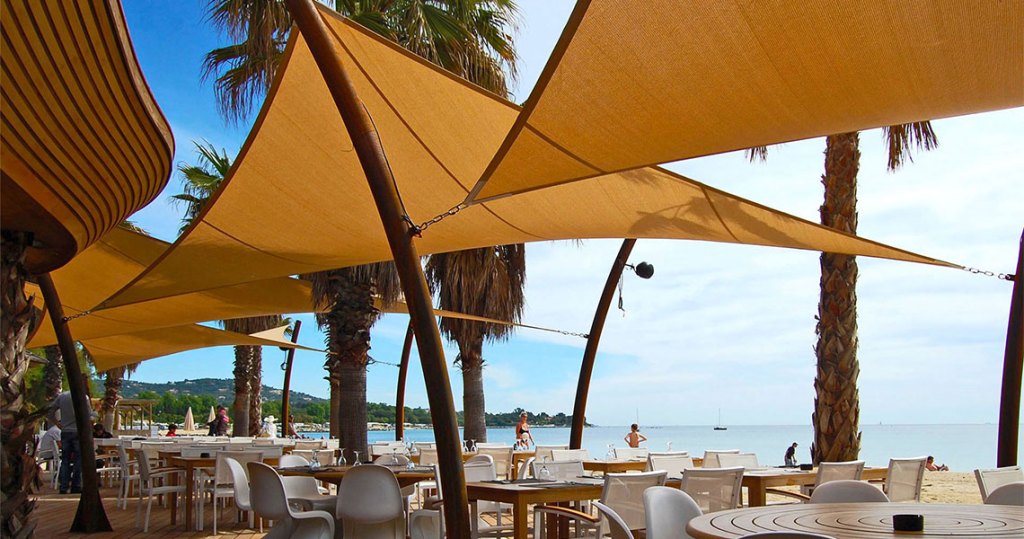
883, 121, 938, 171
745, 145, 769, 163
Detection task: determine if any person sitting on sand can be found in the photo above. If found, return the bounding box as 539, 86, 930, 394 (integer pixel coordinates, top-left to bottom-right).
624, 424, 647, 448
925, 455, 948, 471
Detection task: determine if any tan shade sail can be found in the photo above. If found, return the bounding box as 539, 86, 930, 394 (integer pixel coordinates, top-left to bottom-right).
467, 0, 1024, 203
84, 324, 321, 373
0, 0, 173, 272
101, 5, 965, 310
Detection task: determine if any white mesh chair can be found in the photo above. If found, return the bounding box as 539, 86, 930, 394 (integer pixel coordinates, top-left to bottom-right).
644, 486, 702, 539
294, 440, 325, 451
551, 449, 591, 462
474, 443, 510, 449
701, 450, 740, 468
532, 460, 584, 481
115, 441, 140, 509
259, 445, 284, 458
466, 454, 495, 466
718, 453, 760, 469
478, 447, 514, 479
418, 448, 439, 466
45, 438, 61, 490
135, 451, 185, 532
808, 480, 889, 503
884, 457, 926, 502
680, 467, 744, 513
767, 460, 865, 503
465, 459, 512, 538
336, 464, 406, 539
224, 457, 262, 532
984, 481, 1024, 506
249, 462, 334, 539
533, 471, 666, 539
614, 447, 649, 460
196, 450, 265, 532
975, 466, 1024, 502
535, 444, 569, 463
593, 501, 634, 539
416, 449, 440, 506
647, 452, 696, 477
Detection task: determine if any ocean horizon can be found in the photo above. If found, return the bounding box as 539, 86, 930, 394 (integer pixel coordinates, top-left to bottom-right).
310, 423, 1023, 472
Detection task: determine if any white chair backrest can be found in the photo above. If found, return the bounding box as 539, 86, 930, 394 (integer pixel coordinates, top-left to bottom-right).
477, 446, 513, 479
323, 438, 340, 449
409, 509, 442, 539
518, 456, 535, 479
647, 452, 696, 477
593, 501, 634, 539
170, 436, 196, 443
336, 464, 405, 522
600, 471, 667, 535
816, 461, 865, 486
225, 457, 252, 508
228, 443, 254, 451
535, 444, 568, 462
701, 450, 740, 468
533, 460, 584, 481
680, 467, 744, 513
139, 441, 173, 462
551, 449, 591, 462
279, 453, 309, 467
181, 446, 215, 458
374, 454, 411, 466
291, 449, 333, 466
886, 457, 926, 502
247, 462, 290, 520
474, 443, 510, 449
463, 460, 497, 483
252, 438, 275, 446
984, 481, 1024, 506
419, 448, 439, 466
294, 440, 325, 451
412, 442, 436, 451
116, 442, 131, 474
258, 445, 284, 458
975, 466, 1024, 502
614, 447, 650, 460
644, 486, 702, 539
216, 451, 264, 485
718, 453, 759, 469
808, 480, 889, 503
465, 454, 494, 465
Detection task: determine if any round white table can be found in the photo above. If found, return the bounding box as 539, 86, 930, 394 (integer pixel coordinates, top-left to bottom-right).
686, 502, 1024, 538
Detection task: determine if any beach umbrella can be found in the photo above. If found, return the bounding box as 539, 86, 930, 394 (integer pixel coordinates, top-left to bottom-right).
183, 407, 195, 432
208, 406, 216, 423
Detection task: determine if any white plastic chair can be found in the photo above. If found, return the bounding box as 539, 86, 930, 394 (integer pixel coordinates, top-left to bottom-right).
884, 457, 926, 502
718, 453, 760, 469
534, 444, 568, 462
646, 452, 695, 477
416, 449, 440, 506
533, 471, 666, 539
291, 449, 334, 467
644, 486, 702, 539
374, 454, 416, 523
466, 454, 494, 466
248, 462, 334, 539
477, 447, 514, 479
614, 447, 649, 460
680, 467, 744, 513
280, 453, 310, 467
465, 459, 512, 538
135, 450, 185, 532
808, 480, 889, 503
115, 441, 140, 509
45, 438, 61, 490
984, 481, 1024, 506
701, 450, 740, 468
196, 450, 265, 533
409, 508, 443, 539
550, 449, 591, 462
593, 501, 633, 539
517, 456, 535, 479
975, 465, 1024, 502
336, 464, 406, 539
225, 456, 263, 532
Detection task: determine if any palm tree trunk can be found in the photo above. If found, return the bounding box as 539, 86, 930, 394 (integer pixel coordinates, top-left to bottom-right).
329, 373, 340, 439
812, 132, 862, 464
249, 348, 262, 435
460, 334, 487, 443
232, 346, 252, 436
1, 231, 42, 538
338, 362, 368, 462
43, 345, 62, 428
101, 368, 124, 431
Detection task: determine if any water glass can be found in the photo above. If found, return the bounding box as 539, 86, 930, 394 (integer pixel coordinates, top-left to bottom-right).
337, 448, 347, 466
606, 443, 615, 460
310, 449, 321, 470
353, 450, 362, 466
538, 464, 552, 481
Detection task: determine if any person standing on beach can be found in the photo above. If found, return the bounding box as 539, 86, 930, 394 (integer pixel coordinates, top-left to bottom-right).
208, 405, 230, 436
784, 442, 799, 466
624, 424, 647, 448
515, 412, 534, 448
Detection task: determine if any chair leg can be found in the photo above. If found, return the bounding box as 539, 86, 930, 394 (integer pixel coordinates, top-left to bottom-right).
144, 496, 153, 533
213, 494, 218, 535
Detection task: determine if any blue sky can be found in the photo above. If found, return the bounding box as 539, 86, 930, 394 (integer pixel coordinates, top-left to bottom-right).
118, 1, 1023, 427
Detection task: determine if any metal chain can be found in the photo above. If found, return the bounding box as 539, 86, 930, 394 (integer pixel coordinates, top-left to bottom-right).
962, 267, 1014, 281
411, 203, 467, 237
62, 310, 93, 322
368, 356, 402, 368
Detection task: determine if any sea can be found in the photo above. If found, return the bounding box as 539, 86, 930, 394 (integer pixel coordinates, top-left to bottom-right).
306, 424, 1022, 472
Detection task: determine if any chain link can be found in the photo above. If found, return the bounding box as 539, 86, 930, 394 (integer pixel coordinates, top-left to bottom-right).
368, 356, 402, 368
62, 310, 93, 322
963, 267, 1014, 281
411, 203, 467, 237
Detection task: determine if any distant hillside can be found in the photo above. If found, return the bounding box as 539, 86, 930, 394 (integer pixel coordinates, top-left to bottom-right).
120, 377, 325, 406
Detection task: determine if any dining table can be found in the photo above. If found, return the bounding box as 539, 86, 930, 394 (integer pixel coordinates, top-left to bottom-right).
278, 464, 434, 488
466, 478, 606, 539
686, 502, 1024, 538
162, 452, 279, 530
741, 466, 887, 507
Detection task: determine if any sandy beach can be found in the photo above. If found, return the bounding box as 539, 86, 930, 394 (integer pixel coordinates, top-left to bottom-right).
920, 471, 983, 504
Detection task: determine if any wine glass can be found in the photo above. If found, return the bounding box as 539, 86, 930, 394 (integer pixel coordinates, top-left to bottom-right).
666, 441, 673, 451
353, 450, 362, 466
537, 464, 552, 481
337, 448, 347, 466
310, 449, 321, 470
469, 439, 477, 452
606, 443, 615, 460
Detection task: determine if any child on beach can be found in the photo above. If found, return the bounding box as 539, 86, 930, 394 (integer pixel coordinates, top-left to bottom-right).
624, 424, 647, 448
926, 455, 949, 471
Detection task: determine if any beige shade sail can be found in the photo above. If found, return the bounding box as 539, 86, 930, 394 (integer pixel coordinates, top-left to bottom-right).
467, 0, 1024, 203
0, 0, 173, 272
100, 4, 967, 310
84, 323, 321, 373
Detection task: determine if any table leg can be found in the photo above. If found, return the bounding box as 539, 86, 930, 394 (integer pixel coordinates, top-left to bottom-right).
169, 470, 178, 525
748, 483, 767, 507
185, 464, 194, 530
514, 500, 527, 539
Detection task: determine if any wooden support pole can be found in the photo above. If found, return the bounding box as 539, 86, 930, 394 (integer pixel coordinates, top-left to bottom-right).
36, 273, 111, 533
282, 3, 469, 537
570, 239, 637, 449
997, 228, 1023, 467
281, 320, 302, 438
396, 322, 414, 441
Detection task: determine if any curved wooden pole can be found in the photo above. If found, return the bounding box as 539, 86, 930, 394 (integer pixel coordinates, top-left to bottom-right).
396, 322, 414, 441
280, 320, 302, 438
997, 228, 1023, 467
37, 273, 111, 532
283, 3, 469, 538
570, 239, 637, 449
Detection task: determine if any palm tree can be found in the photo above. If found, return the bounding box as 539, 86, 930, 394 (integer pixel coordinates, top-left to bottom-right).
425, 246, 525, 442
748, 122, 938, 463
174, 140, 282, 435
100, 364, 139, 431
43, 345, 63, 406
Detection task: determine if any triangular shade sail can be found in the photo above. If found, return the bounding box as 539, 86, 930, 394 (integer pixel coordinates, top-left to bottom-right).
468, 0, 1023, 202
100, 5, 961, 310
0, 0, 173, 272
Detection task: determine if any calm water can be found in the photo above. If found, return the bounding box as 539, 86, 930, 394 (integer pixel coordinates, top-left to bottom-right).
310, 424, 1021, 471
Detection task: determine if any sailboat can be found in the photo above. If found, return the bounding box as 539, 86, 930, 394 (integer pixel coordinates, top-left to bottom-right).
714, 408, 727, 431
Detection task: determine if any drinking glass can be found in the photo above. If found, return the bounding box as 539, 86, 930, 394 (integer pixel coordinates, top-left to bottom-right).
469, 439, 477, 452
353, 450, 362, 465
666, 441, 673, 451
606, 443, 615, 460
310, 449, 321, 470
337, 448, 347, 466
538, 464, 552, 481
